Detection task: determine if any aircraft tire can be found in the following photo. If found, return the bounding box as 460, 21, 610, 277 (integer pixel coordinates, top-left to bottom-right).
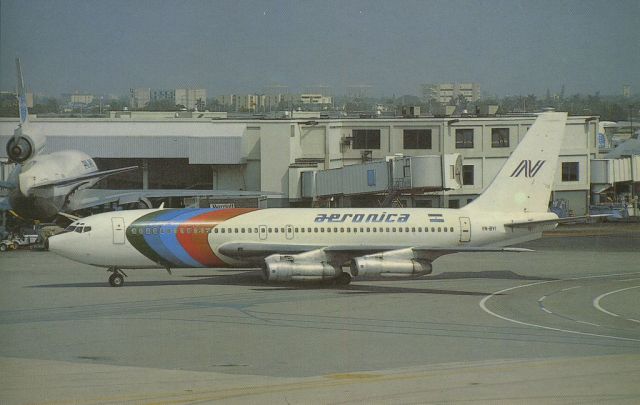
0, 244, 6, 252
335, 272, 352, 286
109, 273, 124, 287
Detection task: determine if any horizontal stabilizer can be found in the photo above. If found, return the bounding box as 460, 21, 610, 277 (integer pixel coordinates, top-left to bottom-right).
57, 211, 81, 221
29, 166, 138, 190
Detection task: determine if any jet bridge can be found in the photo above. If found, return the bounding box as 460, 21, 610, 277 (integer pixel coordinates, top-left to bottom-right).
297, 154, 462, 200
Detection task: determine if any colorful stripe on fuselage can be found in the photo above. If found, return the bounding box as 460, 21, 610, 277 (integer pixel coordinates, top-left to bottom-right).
126, 208, 258, 268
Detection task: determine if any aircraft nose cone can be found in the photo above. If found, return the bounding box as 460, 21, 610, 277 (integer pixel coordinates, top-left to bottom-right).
48, 233, 73, 259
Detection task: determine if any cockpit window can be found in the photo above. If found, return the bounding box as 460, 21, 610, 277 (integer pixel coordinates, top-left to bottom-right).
75, 227, 83, 233
65, 226, 76, 232
83, 226, 91, 232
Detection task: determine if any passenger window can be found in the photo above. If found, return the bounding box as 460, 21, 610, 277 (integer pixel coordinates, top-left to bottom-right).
373, 228, 377, 233
431, 227, 435, 232
321, 228, 325, 233
254, 228, 258, 233
367, 227, 371, 232
268, 228, 272, 233
444, 227, 448, 232
221, 228, 225, 233
405, 227, 410, 232
214, 228, 218, 233
340, 228, 344, 233
438, 227, 441, 232
347, 228, 351, 233
411, 227, 415, 232
274, 228, 279, 233
394, 228, 398, 232
353, 228, 357, 233
280, 228, 285, 233
314, 227, 318, 233
294, 228, 298, 232
147, 228, 152, 235
241, 228, 245, 233
450, 227, 454, 232
327, 228, 332, 233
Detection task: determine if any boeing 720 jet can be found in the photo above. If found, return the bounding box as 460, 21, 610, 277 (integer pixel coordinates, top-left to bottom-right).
50, 112, 579, 287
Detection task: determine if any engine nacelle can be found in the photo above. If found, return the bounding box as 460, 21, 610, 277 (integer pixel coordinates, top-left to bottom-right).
6, 126, 45, 163
351, 257, 432, 278
263, 250, 338, 282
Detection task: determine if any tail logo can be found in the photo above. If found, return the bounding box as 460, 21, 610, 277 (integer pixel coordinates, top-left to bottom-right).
510, 160, 546, 178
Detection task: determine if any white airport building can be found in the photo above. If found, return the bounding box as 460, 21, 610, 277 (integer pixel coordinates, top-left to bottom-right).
1, 114, 638, 216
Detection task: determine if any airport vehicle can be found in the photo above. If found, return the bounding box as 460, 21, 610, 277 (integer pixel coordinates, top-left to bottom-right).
0, 59, 137, 221
50, 112, 582, 287
0, 233, 38, 251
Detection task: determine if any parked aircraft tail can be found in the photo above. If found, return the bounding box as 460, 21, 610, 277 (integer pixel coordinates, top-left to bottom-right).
6, 58, 45, 163
465, 112, 567, 214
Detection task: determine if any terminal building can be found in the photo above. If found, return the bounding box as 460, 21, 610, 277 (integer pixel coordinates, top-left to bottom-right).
1, 114, 638, 217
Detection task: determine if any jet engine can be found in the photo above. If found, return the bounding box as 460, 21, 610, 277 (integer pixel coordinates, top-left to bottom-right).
263, 249, 339, 282
351, 248, 433, 278
6, 127, 45, 163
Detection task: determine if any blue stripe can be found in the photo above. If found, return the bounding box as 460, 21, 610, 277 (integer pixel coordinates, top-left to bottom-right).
143, 208, 221, 267
160, 209, 212, 267
143, 210, 193, 267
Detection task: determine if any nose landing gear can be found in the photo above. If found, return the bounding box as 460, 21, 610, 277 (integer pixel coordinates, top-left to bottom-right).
107, 267, 127, 287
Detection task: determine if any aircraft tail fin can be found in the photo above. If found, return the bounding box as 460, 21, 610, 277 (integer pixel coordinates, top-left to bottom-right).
465, 112, 567, 214
16, 58, 29, 126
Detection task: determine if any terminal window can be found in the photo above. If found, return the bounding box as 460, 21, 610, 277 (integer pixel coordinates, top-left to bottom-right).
403, 129, 432, 149
455, 129, 474, 148
562, 162, 579, 181
491, 128, 510, 147
462, 164, 474, 185
352, 129, 381, 149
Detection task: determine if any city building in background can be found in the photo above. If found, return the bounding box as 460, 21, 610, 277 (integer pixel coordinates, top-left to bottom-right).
422, 83, 481, 104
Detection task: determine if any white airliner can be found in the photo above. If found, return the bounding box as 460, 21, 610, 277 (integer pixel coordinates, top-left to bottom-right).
50, 112, 578, 287
1, 58, 136, 220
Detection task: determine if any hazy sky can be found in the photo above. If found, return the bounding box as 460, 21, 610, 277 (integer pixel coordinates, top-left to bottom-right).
1, 0, 638, 98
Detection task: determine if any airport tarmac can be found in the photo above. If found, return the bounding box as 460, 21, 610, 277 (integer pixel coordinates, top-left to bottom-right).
1, 223, 639, 404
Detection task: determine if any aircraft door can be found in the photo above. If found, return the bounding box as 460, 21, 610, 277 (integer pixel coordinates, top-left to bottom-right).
285, 225, 294, 240
112, 217, 126, 244
459, 217, 471, 242
259, 225, 267, 240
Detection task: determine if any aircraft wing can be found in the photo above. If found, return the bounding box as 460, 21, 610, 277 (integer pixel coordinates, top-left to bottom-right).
218, 242, 532, 261
504, 215, 610, 228
28, 166, 138, 190
66, 188, 281, 211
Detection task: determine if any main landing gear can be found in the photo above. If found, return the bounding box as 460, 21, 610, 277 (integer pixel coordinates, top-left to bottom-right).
107, 267, 127, 287
334, 272, 352, 286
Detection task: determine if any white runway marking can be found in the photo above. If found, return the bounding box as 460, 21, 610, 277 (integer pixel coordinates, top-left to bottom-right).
593, 285, 640, 319
479, 272, 640, 343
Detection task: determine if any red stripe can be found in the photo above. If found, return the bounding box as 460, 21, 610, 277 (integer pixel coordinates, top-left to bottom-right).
176, 208, 257, 267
